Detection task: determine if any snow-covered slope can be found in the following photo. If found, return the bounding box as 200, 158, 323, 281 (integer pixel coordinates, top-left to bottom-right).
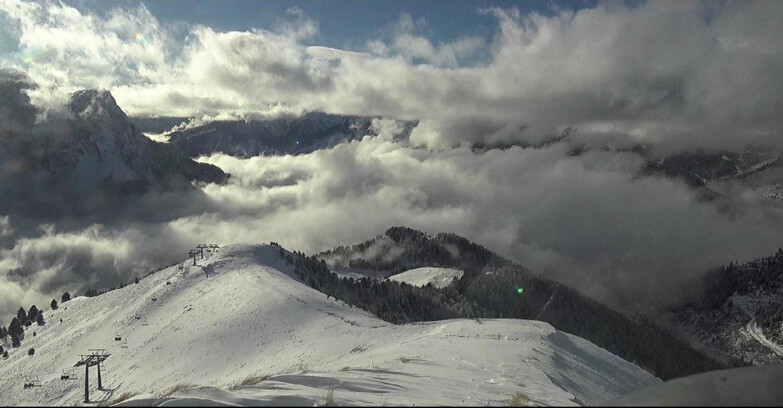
607, 364, 783, 406
388, 267, 464, 289
0, 245, 658, 406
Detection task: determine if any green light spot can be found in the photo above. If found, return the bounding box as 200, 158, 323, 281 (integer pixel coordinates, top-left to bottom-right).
517, 288, 524, 294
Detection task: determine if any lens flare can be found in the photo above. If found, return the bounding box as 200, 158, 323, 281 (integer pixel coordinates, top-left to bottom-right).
516, 288, 524, 295
15, 46, 54, 63
135, 33, 146, 43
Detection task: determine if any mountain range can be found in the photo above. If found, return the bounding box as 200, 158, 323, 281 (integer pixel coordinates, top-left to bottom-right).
133, 113, 418, 158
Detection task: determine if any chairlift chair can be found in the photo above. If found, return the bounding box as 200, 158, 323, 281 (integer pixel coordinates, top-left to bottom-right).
61, 368, 76, 380
23, 375, 40, 388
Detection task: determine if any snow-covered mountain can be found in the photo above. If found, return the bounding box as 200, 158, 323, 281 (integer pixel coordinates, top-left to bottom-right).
317, 227, 730, 381
0, 244, 659, 406
0, 69, 227, 218
668, 249, 783, 366
639, 148, 783, 202
161, 112, 418, 158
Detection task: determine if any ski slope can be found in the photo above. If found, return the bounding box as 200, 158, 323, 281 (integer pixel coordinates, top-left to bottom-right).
387, 267, 464, 289
0, 245, 659, 406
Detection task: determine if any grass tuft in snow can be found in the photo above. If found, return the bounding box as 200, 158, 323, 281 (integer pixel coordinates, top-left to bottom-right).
507, 392, 530, 406
399, 356, 412, 363
340, 366, 350, 372
325, 388, 336, 406
229, 374, 271, 390
350, 344, 368, 353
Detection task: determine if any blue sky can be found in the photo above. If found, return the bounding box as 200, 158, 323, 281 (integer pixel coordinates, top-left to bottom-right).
71, 0, 597, 49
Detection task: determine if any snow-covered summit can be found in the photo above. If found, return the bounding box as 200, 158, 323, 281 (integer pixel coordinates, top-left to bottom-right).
0, 243, 659, 406
68, 89, 128, 125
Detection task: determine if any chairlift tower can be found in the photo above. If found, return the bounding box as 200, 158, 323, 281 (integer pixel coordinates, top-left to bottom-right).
196, 244, 209, 259
75, 348, 110, 403
188, 249, 199, 266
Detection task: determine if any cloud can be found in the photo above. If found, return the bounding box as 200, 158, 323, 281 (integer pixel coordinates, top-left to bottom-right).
184, 138, 783, 312
2, 1, 783, 152
370, 13, 486, 68
1, 124, 783, 320
2, 1, 783, 321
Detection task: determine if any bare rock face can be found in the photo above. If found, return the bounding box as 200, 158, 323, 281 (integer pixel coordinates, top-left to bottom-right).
0, 71, 227, 218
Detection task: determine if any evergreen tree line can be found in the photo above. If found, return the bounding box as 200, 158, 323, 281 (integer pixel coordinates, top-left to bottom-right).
0, 292, 72, 351
319, 226, 510, 276
689, 248, 783, 344
694, 248, 783, 310
290, 246, 731, 381
457, 265, 735, 380
284, 246, 490, 323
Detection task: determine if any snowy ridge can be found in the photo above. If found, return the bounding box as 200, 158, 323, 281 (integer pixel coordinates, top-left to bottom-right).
0, 244, 658, 406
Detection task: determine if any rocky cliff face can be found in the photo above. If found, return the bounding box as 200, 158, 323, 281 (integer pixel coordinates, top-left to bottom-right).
0, 70, 227, 218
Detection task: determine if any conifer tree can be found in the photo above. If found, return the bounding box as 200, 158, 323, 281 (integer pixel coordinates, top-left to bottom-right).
8, 317, 22, 336
51, 299, 58, 310
36, 312, 44, 326
61, 292, 71, 303
16, 307, 26, 324
27, 305, 38, 321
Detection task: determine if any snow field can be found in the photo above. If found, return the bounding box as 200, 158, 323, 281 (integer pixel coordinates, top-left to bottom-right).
0, 245, 659, 406
387, 267, 465, 289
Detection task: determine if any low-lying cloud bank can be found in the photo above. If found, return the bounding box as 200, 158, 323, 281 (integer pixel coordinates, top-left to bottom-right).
2, 130, 782, 319
2, 0, 783, 320
2, 1, 783, 152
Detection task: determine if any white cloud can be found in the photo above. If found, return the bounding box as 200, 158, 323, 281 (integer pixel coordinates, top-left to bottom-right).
0, 215, 13, 237
2, 128, 783, 320
2, 1, 783, 320
3, 1, 782, 152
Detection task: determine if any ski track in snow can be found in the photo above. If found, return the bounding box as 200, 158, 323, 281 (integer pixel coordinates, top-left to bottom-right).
0, 245, 659, 406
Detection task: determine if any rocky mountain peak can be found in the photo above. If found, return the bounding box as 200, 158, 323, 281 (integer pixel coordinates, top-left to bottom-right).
68, 88, 127, 125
